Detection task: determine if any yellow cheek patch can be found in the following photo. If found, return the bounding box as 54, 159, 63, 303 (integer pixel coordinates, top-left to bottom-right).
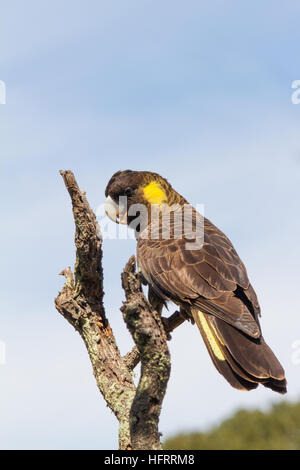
197, 311, 225, 361
143, 181, 167, 205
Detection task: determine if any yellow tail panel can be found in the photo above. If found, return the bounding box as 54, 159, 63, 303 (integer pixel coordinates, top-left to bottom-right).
196, 311, 225, 361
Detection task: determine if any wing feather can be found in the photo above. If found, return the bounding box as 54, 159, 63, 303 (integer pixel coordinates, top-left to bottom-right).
137, 213, 261, 338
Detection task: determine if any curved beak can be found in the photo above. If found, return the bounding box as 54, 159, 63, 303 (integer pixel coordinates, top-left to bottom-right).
104, 196, 128, 224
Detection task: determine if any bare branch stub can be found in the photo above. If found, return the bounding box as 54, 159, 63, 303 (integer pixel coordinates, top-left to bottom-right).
121, 256, 171, 450
123, 346, 141, 372
162, 308, 190, 339
55, 170, 136, 450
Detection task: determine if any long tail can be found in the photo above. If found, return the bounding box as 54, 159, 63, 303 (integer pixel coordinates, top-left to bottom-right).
192, 309, 287, 394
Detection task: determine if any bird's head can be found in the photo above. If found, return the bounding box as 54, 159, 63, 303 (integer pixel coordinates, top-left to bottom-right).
104, 170, 183, 225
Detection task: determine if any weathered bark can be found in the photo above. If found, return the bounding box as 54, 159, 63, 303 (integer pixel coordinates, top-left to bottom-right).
123, 310, 188, 370
121, 257, 171, 450
55, 171, 136, 450
54, 170, 187, 450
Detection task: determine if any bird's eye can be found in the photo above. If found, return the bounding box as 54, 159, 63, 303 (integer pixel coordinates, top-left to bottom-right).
124, 187, 133, 197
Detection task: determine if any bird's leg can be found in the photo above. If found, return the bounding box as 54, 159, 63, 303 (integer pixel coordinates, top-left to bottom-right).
148, 285, 165, 316
148, 287, 191, 339
147, 286, 173, 339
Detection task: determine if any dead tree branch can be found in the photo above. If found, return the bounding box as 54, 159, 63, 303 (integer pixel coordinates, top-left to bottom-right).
55, 170, 136, 450
54, 170, 187, 450
121, 256, 171, 450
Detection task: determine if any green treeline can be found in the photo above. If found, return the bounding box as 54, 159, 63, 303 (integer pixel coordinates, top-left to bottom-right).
164, 401, 300, 450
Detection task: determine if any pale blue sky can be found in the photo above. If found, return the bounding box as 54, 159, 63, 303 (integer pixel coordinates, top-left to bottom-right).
0, 0, 300, 449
